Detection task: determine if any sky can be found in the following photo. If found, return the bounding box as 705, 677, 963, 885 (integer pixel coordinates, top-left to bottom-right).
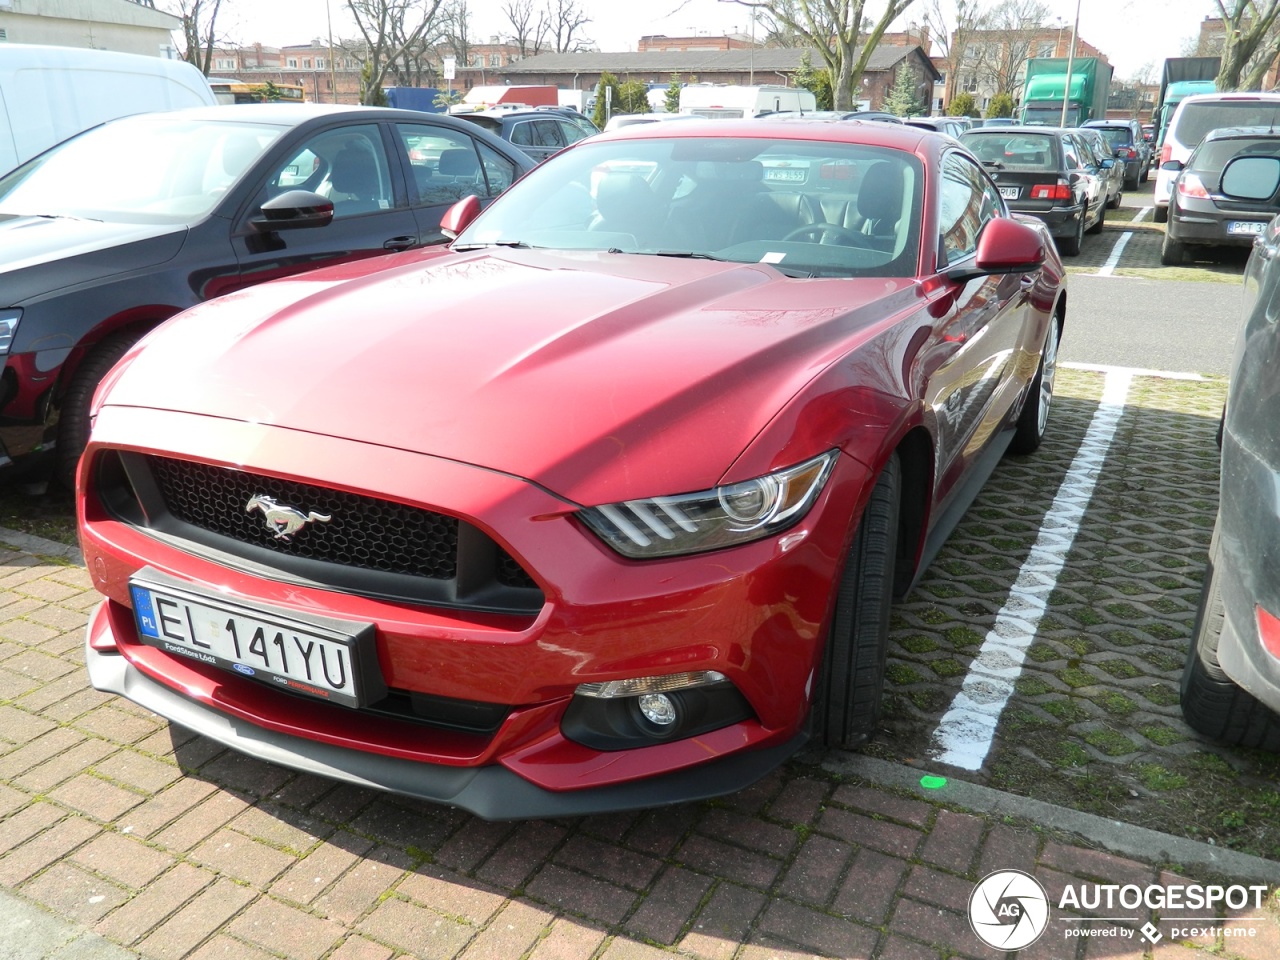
218, 0, 1220, 82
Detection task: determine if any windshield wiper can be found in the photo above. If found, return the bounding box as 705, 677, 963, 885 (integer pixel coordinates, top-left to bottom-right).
981, 159, 1005, 169
451, 240, 535, 251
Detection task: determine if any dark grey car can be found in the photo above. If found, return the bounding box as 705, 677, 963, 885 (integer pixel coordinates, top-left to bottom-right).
1083, 118, 1150, 188
1181, 210, 1280, 751
455, 109, 598, 163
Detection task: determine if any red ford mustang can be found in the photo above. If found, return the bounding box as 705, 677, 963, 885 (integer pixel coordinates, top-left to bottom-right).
79, 120, 1065, 818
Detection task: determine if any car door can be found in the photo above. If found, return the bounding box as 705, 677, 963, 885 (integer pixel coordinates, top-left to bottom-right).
393, 121, 520, 244
224, 120, 420, 295
509, 118, 565, 163
927, 151, 1032, 506
1061, 133, 1100, 221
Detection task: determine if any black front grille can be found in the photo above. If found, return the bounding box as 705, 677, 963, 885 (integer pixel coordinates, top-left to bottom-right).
97, 451, 543, 614
149, 456, 460, 580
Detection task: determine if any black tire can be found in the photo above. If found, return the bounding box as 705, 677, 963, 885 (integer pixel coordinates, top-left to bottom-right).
1181, 539, 1280, 750
1107, 188, 1122, 210
1161, 229, 1186, 266
814, 453, 901, 749
1089, 201, 1106, 233
1125, 173, 1140, 191
1153, 204, 1168, 224
1057, 214, 1084, 257
54, 331, 143, 491
1009, 311, 1061, 455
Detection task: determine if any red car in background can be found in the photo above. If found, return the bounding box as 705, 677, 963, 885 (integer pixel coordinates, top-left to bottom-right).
79, 120, 1065, 818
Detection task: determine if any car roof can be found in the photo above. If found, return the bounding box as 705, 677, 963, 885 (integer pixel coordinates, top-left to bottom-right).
963, 126, 1067, 135
124, 102, 482, 129
1203, 125, 1280, 140
1178, 91, 1280, 106
595, 117, 932, 152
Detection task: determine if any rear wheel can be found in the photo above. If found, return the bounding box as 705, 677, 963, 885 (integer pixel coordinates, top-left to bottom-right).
813, 453, 901, 749
1107, 187, 1122, 210
54, 331, 143, 491
1161, 229, 1186, 266
1010, 311, 1061, 455
1089, 202, 1106, 233
1153, 204, 1168, 224
1181, 535, 1280, 750
1058, 214, 1084, 257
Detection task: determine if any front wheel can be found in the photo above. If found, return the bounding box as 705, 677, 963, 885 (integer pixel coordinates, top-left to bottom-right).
55, 331, 143, 491
1181, 535, 1280, 750
1057, 215, 1084, 257
1089, 202, 1106, 234
1161, 229, 1186, 266
1009, 311, 1061, 455
813, 452, 901, 749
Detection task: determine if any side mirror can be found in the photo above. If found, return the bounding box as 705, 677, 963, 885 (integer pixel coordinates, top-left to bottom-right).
1100, 158, 1116, 169
248, 190, 334, 231
1162, 159, 1184, 172
947, 216, 1045, 283
441, 194, 483, 240
1222, 155, 1280, 201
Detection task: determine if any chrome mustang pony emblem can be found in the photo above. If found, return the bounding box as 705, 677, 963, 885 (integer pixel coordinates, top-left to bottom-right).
245, 495, 332, 541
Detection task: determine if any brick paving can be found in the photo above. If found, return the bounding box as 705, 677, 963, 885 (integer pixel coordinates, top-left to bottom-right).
1, 376, 1279, 958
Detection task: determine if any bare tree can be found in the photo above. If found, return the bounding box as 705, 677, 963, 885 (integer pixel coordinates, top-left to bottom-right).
924, 0, 991, 110
167, 0, 226, 75
503, 0, 548, 57
980, 0, 1051, 97
543, 0, 593, 53
345, 0, 447, 104
1212, 0, 1280, 90
438, 0, 473, 67
720, 0, 918, 110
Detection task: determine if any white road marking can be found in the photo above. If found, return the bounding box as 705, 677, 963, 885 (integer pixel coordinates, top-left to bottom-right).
1132, 206, 1152, 223
1096, 230, 1135, 276
928, 369, 1134, 771
1062, 361, 1205, 381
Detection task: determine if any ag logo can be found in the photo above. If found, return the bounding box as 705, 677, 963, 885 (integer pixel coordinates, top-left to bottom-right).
968, 869, 1050, 950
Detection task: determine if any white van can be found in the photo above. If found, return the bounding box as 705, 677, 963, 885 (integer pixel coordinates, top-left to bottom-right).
0, 45, 215, 174
1153, 91, 1280, 222
679, 84, 817, 119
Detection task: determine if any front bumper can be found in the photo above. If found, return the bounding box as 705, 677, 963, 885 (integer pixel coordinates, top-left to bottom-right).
80, 405, 869, 814
85, 630, 806, 819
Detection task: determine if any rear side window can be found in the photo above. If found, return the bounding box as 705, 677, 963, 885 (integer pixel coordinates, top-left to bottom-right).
1175, 100, 1280, 147
1191, 137, 1280, 178
962, 133, 1058, 171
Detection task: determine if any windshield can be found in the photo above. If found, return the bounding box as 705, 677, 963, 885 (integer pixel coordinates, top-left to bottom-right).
1024, 106, 1079, 127
1174, 101, 1280, 148
0, 115, 285, 224
1092, 127, 1133, 148
453, 136, 924, 278
962, 133, 1058, 171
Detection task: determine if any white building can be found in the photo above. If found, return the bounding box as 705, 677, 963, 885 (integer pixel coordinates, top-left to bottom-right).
0, 0, 182, 58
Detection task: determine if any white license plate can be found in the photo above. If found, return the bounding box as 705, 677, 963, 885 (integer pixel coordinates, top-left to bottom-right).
999, 187, 1020, 199
766, 168, 806, 182
1228, 221, 1266, 236
129, 571, 378, 708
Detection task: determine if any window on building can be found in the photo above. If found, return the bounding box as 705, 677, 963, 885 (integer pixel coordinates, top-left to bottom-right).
316, 57, 326, 69
1037, 41, 1055, 58
470, 55, 483, 67
303, 58, 312, 69
287, 58, 298, 68
489, 54, 501, 67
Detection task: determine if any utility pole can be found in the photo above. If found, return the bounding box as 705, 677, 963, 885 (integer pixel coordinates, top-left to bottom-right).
1059, 0, 1081, 126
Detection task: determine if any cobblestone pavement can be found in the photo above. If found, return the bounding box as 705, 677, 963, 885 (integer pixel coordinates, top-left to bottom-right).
2, 372, 1280, 960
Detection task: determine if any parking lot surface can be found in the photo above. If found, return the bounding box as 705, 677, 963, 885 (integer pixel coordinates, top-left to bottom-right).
1, 364, 1279, 959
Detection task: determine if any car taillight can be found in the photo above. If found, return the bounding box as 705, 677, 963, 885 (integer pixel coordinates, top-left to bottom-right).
1161, 142, 1173, 165
1030, 180, 1072, 201
1177, 173, 1210, 199
1119, 147, 1136, 159
1256, 605, 1280, 660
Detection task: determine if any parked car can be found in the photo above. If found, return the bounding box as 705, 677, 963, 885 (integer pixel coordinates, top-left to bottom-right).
1074, 126, 1126, 208
961, 126, 1111, 255
1154, 92, 1280, 222
1181, 209, 1280, 751
981, 117, 1021, 127
455, 108, 598, 162
603, 112, 701, 132
1161, 127, 1280, 265
0, 104, 535, 488
80, 119, 1066, 818
1082, 118, 1150, 188
905, 116, 970, 139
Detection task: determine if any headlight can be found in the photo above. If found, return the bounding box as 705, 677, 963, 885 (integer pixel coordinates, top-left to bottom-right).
578, 450, 839, 559
0, 310, 20, 355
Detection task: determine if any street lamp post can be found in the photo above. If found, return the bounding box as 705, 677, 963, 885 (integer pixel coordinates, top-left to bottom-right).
325, 0, 339, 103
1059, 0, 1081, 126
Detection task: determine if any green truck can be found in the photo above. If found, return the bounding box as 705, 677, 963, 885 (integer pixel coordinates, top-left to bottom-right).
1019, 57, 1113, 127
1152, 57, 1219, 146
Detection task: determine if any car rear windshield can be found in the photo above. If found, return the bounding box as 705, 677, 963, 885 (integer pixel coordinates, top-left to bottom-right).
1174, 101, 1280, 148
1190, 137, 1280, 179
962, 133, 1058, 171
1092, 127, 1134, 148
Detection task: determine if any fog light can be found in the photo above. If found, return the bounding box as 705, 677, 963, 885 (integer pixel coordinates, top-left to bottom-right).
638, 693, 677, 726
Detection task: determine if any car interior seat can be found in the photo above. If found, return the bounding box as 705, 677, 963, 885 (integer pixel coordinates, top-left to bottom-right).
590, 173, 662, 246
854, 162, 904, 251
327, 145, 383, 216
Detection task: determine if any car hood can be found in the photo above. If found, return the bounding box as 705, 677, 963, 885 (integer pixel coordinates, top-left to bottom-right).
0, 213, 186, 304
103, 249, 918, 504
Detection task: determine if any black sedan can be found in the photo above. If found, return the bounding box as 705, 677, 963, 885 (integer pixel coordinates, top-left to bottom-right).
454, 108, 598, 163
0, 104, 535, 488
1161, 126, 1280, 265
960, 127, 1112, 256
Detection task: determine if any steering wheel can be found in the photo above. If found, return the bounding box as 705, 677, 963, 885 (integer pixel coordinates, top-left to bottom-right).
783, 223, 865, 245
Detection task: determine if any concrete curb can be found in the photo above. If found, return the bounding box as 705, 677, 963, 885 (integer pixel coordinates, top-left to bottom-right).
0, 888, 137, 960
826, 753, 1280, 884
0, 526, 84, 566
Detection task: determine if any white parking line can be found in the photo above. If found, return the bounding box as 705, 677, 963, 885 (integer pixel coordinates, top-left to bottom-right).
1062, 361, 1205, 381
928, 369, 1134, 771
1132, 206, 1153, 223
1096, 230, 1135, 276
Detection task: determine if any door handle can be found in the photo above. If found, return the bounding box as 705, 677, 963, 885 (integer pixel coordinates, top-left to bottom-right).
383, 236, 417, 251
